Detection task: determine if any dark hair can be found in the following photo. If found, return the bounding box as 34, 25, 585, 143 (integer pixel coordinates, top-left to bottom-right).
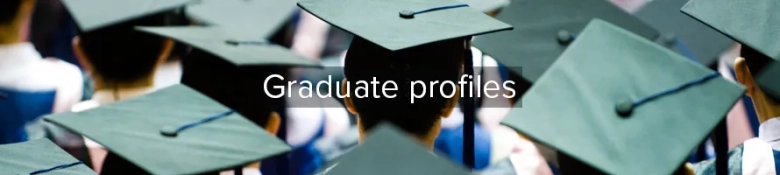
741, 45, 771, 76
344, 37, 465, 137
0, 0, 22, 25
741, 45, 779, 102
506, 71, 532, 105
181, 49, 287, 127
78, 12, 172, 83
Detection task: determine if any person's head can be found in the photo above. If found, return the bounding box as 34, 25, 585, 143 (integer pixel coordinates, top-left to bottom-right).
734, 45, 780, 123
0, 0, 35, 44
342, 37, 466, 148
73, 12, 175, 89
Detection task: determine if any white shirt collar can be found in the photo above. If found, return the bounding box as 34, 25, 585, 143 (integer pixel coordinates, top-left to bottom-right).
0, 42, 41, 69
758, 117, 780, 150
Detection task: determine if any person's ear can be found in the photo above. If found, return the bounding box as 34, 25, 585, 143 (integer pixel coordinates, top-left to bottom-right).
440, 88, 461, 118
156, 39, 175, 64
735, 57, 757, 97
342, 78, 358, 115
72, 36, 95, 74
264, 111, 281, 135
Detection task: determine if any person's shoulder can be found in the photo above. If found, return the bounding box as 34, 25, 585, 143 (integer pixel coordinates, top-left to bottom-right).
37, 58, 84, 112
38, 58, 83, 82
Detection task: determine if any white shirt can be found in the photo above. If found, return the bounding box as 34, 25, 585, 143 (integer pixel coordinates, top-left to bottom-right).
758, 117, 780, 150
0, 42, 83, 113
0, 43, 83, 141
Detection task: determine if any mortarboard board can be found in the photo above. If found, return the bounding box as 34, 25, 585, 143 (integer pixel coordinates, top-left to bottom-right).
44, 85, 292, 174
298, 0, 512, 169
62, 0, 197, 32
635, 0, 734, 66
298, 0, 513, 51
136, 26, 316, 67
681, 0, 780, 100
501, 19, 744, 174
1, 139, 95, 175
136, 26, 319, 127
319, 123, 471, 175
471, 0, 659, 84
185, 0, 299, 38
460, 0, 510, 13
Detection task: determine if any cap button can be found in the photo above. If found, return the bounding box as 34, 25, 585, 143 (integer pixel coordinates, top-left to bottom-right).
659, 34, 676, 46
399, 10, 415, 19
615, 100, 634, 117
160, 126, 179, 137
557, 30, 574, 45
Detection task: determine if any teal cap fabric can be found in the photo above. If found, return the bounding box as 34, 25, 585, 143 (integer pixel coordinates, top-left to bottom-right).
136, 26, 319, 67
298, 0, 513, 51
681, 0, 780, 100
62, 0, 196, 32
44, 85, 292, 174
185, 0, 299, 38
471, 0, 659, 84
1, 139, 95, 175
501, 19, 745, 174
635, 0, 734, 66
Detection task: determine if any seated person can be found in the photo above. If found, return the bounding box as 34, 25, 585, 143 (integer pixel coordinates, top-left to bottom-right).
682, 0, 780, 174
0, 0, 82, 144
66, 8, 178, 173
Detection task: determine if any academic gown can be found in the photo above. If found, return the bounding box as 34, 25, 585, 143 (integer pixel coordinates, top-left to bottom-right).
693, 118, 780, 175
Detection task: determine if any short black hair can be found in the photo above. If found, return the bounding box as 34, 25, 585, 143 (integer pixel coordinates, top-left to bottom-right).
344, 37, 465, 137
741, 45, 778, 102
0, 0, 22, 25
78, 11, 174, 83
741, 45, 771, 76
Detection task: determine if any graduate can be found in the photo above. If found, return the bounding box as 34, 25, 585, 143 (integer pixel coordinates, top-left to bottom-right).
432, 0, 552, 172
294, 0, 532, 173
59, 0, 196, 172
45, 84, 293, 174
682, 0, 780, 173
0, 0, 83, 144
634, 0, 746, 163
179, 1, 351, 174
472, 0, 661, 171
500, 19, 743, 174
137, 25, 322, 175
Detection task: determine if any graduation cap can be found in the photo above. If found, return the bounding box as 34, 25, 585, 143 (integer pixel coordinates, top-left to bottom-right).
298, 0, 512, 169
319, 123, 471, 175
185, 0, 299, 38
681, 0, 780, 100
1, 139, 95, 175
635, 0, 734, 66
298, 0, 512, 51
135, 26, 318, 126
471, 0, 659, 84
62, 0, 197, 32
44, 85, 292, 174
501, 19, 744, 174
